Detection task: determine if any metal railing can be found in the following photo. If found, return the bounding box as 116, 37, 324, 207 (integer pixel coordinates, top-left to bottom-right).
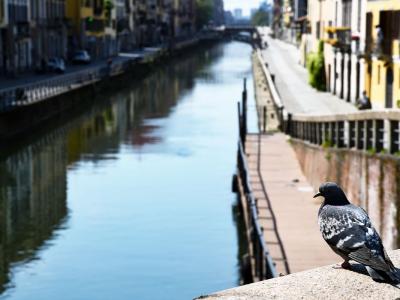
283, 112, 400, 154
237, 138, 278, 280
236, 78, 278, 280
0, 33, 221, 114
255, 47, 400, 155
0, 62, 134, 113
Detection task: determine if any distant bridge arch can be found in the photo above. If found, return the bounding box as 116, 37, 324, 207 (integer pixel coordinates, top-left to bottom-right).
212, 26, 262, 48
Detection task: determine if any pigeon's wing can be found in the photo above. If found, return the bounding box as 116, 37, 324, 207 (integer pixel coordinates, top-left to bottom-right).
336, 207, 394, 272
348, 244, 393, 272
320, 205, 394, 272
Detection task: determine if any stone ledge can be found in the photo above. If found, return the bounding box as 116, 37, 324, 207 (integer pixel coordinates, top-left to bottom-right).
197, 249, 400, 300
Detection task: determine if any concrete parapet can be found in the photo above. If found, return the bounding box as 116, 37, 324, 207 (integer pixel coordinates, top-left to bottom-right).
197, 249, 400, 299
292, 109, 400, 122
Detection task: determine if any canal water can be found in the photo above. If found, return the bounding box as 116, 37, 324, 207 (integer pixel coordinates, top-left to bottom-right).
0, 41, 256, 300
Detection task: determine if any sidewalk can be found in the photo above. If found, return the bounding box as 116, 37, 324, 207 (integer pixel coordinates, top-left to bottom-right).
258, 28, 357, 115
246, 133, 338, 274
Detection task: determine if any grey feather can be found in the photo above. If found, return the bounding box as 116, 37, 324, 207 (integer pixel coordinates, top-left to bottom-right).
316, 182, 400, 284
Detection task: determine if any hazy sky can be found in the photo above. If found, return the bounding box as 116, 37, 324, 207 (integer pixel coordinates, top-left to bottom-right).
224, 0, 264, 16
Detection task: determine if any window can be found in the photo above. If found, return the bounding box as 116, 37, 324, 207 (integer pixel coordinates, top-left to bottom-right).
335, 1, 338, 26
342, 0, 352, 28
357, 0, 361, 32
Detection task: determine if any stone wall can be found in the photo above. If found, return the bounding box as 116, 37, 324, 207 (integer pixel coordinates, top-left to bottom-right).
290, 138, 400, 250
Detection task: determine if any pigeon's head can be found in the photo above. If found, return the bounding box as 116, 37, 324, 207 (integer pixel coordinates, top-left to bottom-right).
313, 182, 350, 205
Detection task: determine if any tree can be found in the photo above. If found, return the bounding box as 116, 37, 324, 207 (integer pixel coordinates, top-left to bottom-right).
306, 41, 326, 91
251, 10, 269, 26
196, 0, 214, 30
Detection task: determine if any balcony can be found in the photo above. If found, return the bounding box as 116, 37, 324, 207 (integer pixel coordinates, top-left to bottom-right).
364, 38, 400, 59
324, 27, 351, 51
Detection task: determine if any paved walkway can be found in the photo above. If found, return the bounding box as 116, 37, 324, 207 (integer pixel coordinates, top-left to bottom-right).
257, 27, 357, 115
245, 134, 288, 276
246, 132, 338, 273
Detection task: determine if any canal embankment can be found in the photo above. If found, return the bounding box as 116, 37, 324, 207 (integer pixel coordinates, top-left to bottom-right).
0, 33, 221, 140
251, 29, 400, 269
201, 30, 400, 299
233, 44, 339, 283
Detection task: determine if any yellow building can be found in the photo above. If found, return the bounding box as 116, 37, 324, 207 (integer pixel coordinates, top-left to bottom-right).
66, 0, 117, 59
364, 1, 400, 108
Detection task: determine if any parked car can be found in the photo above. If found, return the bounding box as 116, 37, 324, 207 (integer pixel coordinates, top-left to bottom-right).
47, 58, 66, 73
72, 50, 91, 64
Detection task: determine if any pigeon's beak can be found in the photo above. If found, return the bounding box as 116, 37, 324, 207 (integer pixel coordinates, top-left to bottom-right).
313, 192, 322, 198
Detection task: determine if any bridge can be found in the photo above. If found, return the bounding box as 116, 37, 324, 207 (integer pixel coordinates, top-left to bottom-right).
211, 26, 263, 47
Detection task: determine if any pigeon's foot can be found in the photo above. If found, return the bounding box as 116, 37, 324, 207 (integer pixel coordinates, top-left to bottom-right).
341, 261, 351, 269
332, 261, 351, 270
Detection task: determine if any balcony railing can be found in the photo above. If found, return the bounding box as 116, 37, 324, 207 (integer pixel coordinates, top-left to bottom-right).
364, 38, 400, 58
324, 27, 351, 50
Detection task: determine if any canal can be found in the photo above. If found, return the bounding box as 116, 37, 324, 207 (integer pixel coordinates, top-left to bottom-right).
0, 41, 256, 300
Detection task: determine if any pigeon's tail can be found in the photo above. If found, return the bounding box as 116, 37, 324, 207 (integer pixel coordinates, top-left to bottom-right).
366, 266, 400, 288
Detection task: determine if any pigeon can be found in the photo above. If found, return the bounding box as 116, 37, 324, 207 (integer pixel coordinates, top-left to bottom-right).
315, 182, 400, 285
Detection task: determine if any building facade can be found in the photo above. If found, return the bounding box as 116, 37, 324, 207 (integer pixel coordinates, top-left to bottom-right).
0, 0, 198, 76
301, 0, 400, 109
300, 0, 366, 106
1, 0, 32, 76
364, 1, 400, 108
66, 0, 117, 60
30, 0, 68, 70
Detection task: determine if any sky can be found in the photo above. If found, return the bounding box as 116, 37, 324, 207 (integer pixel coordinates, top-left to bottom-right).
224, 0, 265, 17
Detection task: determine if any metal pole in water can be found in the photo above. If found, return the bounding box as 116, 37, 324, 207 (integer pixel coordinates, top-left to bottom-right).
242, 78, 247, 136
263, 106, 267, 133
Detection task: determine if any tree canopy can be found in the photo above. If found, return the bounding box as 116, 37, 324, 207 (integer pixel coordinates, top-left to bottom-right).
251, 10, 270, 26
196, 0, 214, 30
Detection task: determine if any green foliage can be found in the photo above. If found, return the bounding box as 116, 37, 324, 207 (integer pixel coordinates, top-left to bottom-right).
195, 0, 214, 30
380, 149, 388, 154
367, 148, 377, 155
306, 41, 326, 91
104, 0, 114, 10
322, 139, 333, 149
251, 10, 270, 26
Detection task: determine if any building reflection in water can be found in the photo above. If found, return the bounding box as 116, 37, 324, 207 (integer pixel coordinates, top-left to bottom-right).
0, 138, 68, 293
0, 43, 224, 294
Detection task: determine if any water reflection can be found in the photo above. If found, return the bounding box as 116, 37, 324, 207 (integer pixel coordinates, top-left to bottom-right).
0, 139, 68, 293
0, 42, 253, 300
